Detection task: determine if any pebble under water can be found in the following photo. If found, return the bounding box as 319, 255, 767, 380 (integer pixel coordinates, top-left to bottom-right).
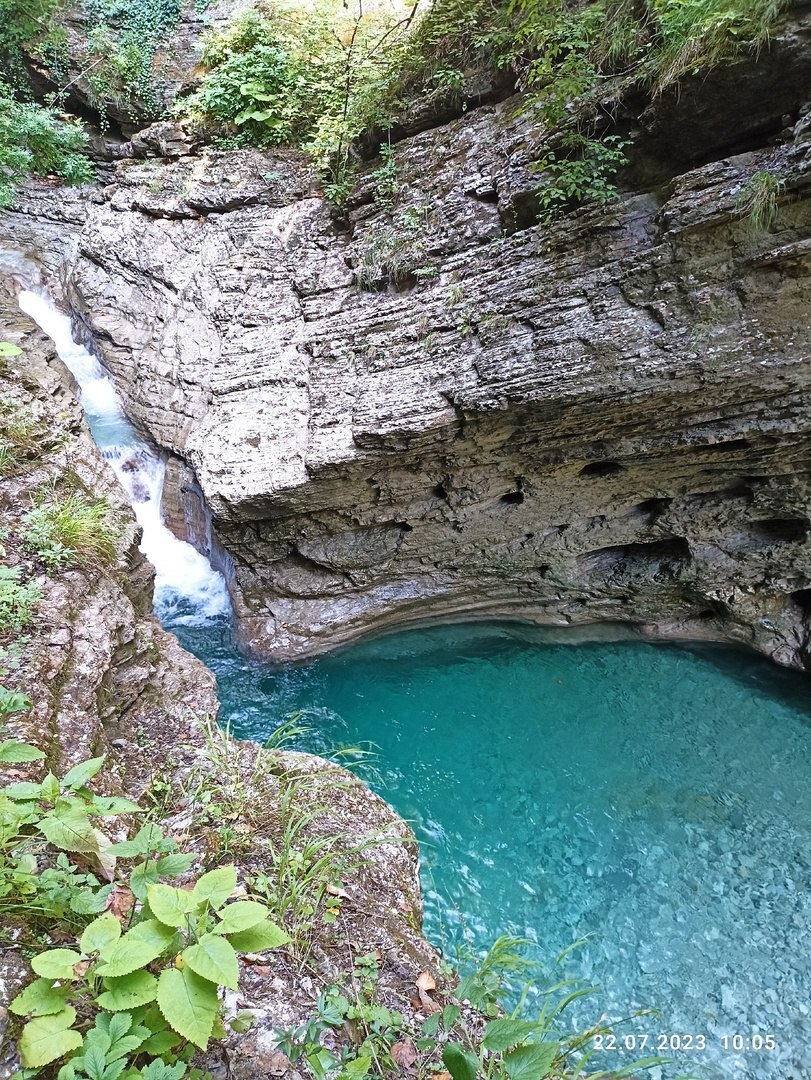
18, 284, 810, 1080
169, 616, 811, 1080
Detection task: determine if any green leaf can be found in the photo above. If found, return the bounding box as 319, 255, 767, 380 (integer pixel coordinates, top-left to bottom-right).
155, 853, 195, 877
41, 772, 61, 801
129, 860, 160, 900
156, 966, 219, 1049
442, 1043, 478, 1080
421, 1012, 440, 1037
38, 807, 99, 853
182, 934, 239, 990
138, 1030, 182, 1055
140, 1059, 187, 1079
482, 1019, 540, 1053
0, 739, 44, 763
225, 919, 290, 953
89, 796, 143, 816
147, 883, 198, 928
503, 1043, 559, 1079
81, 912, 122, 954
443, 1004, 461, 1030
31, 949, 82, 979
191, 865, 236, 910
0, 341, 22, 357
213, 901, 268, 935
62, 756, 105, 790
96, 970, 158, 1011
9, 978, 69, 1017
96, 919, 176, 978
19, 1006, 82, 1068
3, 780, 43, 800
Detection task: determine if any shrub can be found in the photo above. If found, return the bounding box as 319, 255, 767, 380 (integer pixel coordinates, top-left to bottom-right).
0, 81, 93, 208
22, 491, 120, 572
0, 566, 40, 633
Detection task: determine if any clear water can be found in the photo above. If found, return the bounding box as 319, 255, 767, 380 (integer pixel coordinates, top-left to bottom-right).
167, 617, 811, 1080
18, 285, 811, 1080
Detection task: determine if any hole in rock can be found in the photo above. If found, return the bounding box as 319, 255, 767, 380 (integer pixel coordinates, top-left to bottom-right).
501, 490, 525, 504
579, 461, 623, 477
398, 522, 414, 532
790, 589, 811, 617
749, 518, 809, 544
432, 482, 449, 500
700, 438, 751, 453
579, 537, 691, 576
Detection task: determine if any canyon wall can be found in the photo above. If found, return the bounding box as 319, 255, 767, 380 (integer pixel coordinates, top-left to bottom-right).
1, 8, 810, 668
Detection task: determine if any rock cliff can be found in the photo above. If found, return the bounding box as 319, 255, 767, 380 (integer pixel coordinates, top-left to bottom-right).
1, 7, 810, 669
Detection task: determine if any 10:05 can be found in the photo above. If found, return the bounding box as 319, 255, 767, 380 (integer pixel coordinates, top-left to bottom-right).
721, 1034, 776, 1051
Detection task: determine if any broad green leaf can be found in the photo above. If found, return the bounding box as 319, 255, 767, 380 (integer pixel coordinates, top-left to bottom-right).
482, 1019, 540, 1053
140, 1058, 187, 1079
31, 949, 82, 979
0, 341, 22, 357
0, 739, 45, 763
97, 970, 158, 1011
84, 1042, 108, 1078
19, 1006, 82, 1067
70, 883, 113, 914
9, 978, 69, 1017
192, 865, 236, 910
182, 934, 239, 990
147, 883, 198, 928
80, 912, 122, 954
38, 808, 99, 853
503, 1042, 559, 1079
442, 1043, 478, 1080
421, 1013, 440, 1037
89, 796, 143, 816
213, 901, 268, 935
155, 852, 195, 877
41, 772, 60, 801
443, 1004, 461, 1030
138, 1030, 182, 1055
129, 860, 160, 900
3, 781, 43, 800
96, 919, 176, 977
156, 966, 219, 1049
226, 920, 290, 953
62, 756, 105, 790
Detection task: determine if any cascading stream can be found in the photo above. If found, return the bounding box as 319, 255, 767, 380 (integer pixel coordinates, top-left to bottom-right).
16, 289, 230, 625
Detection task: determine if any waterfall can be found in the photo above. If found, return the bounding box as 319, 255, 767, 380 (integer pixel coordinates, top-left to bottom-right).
16, 289, 230, 627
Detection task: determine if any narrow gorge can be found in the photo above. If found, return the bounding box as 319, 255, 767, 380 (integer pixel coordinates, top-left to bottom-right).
1, 1, 809, 1079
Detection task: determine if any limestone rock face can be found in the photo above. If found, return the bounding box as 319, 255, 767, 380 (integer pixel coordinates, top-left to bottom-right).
1, 13, 811, 669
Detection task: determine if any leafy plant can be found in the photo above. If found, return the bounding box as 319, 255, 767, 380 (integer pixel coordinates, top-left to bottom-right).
0, 566, 41, 633
2, 739, 290, 1076
23, 490, 120, 572
0, 80, 92, 209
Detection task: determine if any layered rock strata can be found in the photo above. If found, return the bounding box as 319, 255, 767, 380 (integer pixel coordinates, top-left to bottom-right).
1, 11, 810, 667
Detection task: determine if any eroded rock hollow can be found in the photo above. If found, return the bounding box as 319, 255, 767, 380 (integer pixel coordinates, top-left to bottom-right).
2, 9, 810, 668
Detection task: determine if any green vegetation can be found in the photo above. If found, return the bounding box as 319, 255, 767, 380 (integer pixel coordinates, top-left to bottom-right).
0, 81, 93, 209
736, 167, 783, 229
0, 567, 40, 634
280, 934, 667, 1080
80, 0, 182, 119
353, 205, 436, 290
179, 0, 789, 216
0, 734, 290, 1077
23, 490, 120, 571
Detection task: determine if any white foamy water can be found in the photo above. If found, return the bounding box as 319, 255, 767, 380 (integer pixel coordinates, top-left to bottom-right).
17, 289, 230, 625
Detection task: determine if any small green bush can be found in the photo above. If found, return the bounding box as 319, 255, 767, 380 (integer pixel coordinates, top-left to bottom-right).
0, 81, 93, 208
0, 566, 40, 633
23, 491, 120, 572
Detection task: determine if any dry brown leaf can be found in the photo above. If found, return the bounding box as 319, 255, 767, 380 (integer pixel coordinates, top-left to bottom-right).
416, 971, 436, 993
417, 989, 442, 1014
326, 884, 351, 900
252, 965, 273, 977
434, 1073, 452, 1080
391, 1038, 417, 1070
104, 885, 135, 922
73, 961, 91, 978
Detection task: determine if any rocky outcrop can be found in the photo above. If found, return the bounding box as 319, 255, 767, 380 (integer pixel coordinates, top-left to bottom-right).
0, 287, 450, 1078
1, 10, 811, 670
